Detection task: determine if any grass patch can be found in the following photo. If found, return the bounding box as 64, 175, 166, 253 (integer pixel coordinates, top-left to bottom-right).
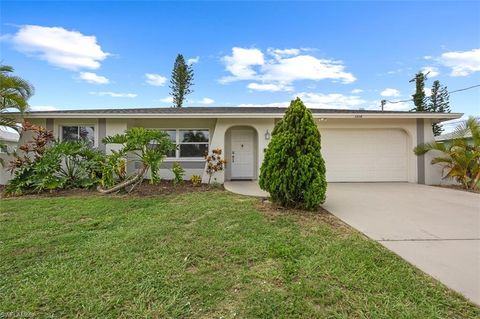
1, 191, 478, 318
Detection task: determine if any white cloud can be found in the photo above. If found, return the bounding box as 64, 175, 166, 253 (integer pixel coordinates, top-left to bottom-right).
239, 92, 366, 109
438, 48, 480, 76
220, 47, 355, 91
220, 47, 265, 83
267, 48, 301, 59
380, 88, 401, 97
187, 56, 200, 64
424, 87, 432, 97
78, 72, 110, 84
262, 55, 356, 84
247, 82, 293, 92
197, 97, 214, 105
29, 105, 59, 111
89, 91, 136, 98
158, 96, 173, 103
421, 66, 439, 77
351, 88, 363, 94
296, 92, 366, 109
9, 25, 109, 70
145, 73, 167, 86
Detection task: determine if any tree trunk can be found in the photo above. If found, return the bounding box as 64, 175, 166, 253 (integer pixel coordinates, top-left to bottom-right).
97, 166, 148, 194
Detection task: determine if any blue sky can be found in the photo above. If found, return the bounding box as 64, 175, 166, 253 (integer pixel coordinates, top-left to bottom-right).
1, 1, 479, 126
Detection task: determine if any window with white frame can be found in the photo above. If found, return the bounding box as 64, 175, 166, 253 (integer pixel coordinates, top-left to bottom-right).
156, 129, 209, 159
61, 125, 95, 147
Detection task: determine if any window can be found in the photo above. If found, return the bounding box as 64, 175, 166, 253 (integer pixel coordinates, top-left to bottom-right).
61, 125, 95, 147
179, 129, 209, 158
0, 145, 7, 153
161, 129, 177, 158
152, 129, 209, 159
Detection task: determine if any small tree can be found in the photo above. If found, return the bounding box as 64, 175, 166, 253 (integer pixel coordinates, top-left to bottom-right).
259, 97, 327, 210
204, 148, 225, 184
98, 128, 175, 194
169, 54, 194, 108
429, 80, 451, 136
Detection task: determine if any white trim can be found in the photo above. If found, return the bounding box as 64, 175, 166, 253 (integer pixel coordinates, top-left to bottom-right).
24, 112, 463, 120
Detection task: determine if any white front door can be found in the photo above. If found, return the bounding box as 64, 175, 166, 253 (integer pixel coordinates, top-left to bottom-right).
231, 129, 255, 179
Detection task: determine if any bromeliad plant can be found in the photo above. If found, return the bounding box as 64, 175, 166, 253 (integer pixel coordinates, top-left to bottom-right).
98, 127, 175, 194
414, 116, 480, 191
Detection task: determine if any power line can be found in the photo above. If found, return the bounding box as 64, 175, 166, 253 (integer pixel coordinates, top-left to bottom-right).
384, 83, 480, 105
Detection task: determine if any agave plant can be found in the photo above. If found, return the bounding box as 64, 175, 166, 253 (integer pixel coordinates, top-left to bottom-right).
414, 117, 480, 190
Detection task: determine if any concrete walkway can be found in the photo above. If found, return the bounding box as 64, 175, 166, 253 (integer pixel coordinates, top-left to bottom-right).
224, 181, 480, 304
224, 181, 269, 197
324, 183, 480, 305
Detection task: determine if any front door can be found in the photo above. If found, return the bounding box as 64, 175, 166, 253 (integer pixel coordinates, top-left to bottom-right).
231, 129, 255, 179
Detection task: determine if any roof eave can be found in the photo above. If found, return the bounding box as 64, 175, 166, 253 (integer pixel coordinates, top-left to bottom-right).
20, 112, 463, 121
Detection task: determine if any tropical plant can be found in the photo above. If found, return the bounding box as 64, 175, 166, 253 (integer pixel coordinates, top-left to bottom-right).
169, 54, 194, 108
204, 148, 225, 184
259, 97, 327, 211
0, 65, 34, 131
98, 127, 175, 194
190, 174, 202, 186
414, 116, 480, 191
171, 162, 185, 185
5, 123, 104, 195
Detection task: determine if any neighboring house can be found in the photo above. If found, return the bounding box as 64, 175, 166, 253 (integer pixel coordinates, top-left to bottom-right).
435, 131, 473, 145
5, 107, 460, 186
0, 129, 20, 185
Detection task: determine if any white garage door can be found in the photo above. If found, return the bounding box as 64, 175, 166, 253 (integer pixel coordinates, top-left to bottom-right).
320, 129, 408, 182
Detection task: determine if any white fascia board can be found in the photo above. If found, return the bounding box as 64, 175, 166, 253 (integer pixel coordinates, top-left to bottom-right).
22, 112, 463, 120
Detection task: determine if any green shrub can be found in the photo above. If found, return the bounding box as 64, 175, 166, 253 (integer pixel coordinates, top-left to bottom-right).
190, 174, 202, 186
171, 162, 185, 185
6, 122, 104, 195
259, 97, 327, 210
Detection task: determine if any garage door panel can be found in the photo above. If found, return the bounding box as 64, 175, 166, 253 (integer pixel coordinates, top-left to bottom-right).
320, 129, 408, 182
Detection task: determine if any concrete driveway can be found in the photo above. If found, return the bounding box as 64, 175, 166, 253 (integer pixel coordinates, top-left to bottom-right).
324, 183, 480, 305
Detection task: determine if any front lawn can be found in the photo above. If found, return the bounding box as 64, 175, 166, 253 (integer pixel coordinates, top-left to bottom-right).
1, 191, 478, 318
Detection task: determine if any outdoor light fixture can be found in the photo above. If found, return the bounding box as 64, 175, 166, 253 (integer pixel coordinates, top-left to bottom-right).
265, 129, 271, 140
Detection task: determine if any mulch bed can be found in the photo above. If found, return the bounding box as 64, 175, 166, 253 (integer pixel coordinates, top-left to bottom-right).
1, 180, 219, 199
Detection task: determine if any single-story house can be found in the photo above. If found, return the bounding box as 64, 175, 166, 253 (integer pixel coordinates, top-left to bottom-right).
4, 106, 461, 185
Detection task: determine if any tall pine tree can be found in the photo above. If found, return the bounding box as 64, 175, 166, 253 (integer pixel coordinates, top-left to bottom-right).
429, 80, 451, 136
259, 98, 327, 211
169, 54, 194, 108
411, 72, 427, 111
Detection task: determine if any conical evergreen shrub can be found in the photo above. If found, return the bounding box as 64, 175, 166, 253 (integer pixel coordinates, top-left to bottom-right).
259, 97, 327, 210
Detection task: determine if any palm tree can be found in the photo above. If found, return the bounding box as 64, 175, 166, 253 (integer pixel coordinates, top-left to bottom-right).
0, 64, 35, 130
414, 117, 480, 190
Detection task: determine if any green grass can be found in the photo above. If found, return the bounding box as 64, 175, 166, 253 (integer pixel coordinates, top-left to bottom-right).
1, 191, 478, 318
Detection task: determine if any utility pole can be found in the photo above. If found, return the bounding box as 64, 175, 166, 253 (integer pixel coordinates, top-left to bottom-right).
380, 99, 386, 111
